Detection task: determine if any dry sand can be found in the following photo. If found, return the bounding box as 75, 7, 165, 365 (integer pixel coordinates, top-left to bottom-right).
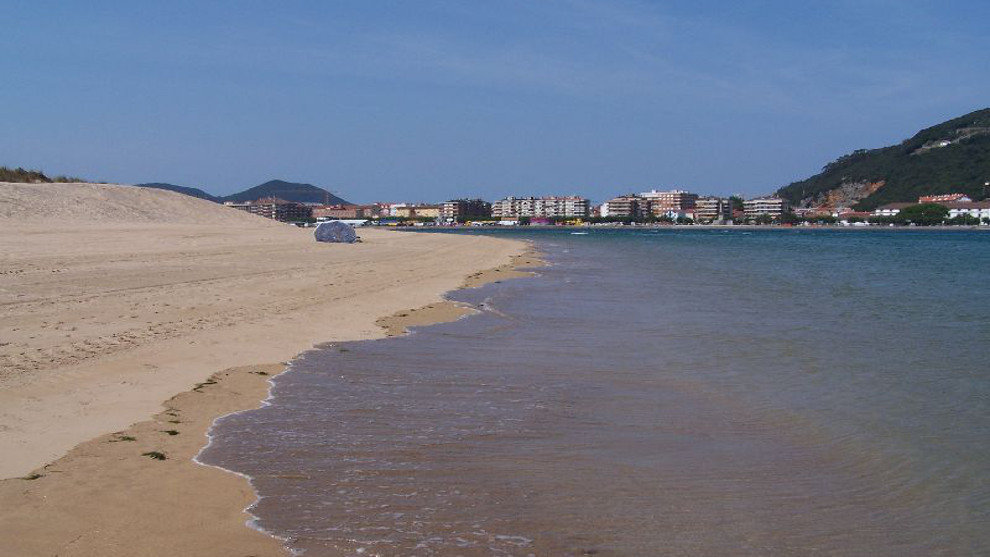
0, 183, 532, 556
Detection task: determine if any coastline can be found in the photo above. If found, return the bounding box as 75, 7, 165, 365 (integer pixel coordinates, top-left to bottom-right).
376, 249, 544, 336
206, 245, 544, 554
0, 228, 540, 556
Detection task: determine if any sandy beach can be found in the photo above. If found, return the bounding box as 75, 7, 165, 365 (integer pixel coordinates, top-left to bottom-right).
0, 183, 530, 555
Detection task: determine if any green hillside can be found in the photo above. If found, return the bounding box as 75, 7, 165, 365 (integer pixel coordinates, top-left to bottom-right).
776, 108, 990, 210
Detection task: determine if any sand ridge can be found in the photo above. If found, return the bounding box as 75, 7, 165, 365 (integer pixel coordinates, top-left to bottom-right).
0, 181, 275, 224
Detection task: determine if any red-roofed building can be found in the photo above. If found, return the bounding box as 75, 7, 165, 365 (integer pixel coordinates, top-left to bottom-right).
919, 193, 971, 203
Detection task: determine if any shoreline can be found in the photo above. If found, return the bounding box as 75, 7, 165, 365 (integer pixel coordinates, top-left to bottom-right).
191, 365, 296, 554
197, 245, 545, 554
376, 249, 544, 336
0, 235, 542, 556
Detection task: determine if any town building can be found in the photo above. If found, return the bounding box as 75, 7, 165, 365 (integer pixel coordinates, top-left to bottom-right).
600, 195, 651, 219
919, 193, 972, 204
225, 197, 312, 222
440, 199, 492, 221
491, 196, 590, 219
946, 201, 990, 222
640, 189, 698, 217
311, 204, 379, 220
388, 203, 441, 219
743, 197, 790, 220
694, 197, 731, 223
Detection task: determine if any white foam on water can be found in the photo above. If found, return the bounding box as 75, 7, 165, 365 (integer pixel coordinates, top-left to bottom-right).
192, 360, 300, 553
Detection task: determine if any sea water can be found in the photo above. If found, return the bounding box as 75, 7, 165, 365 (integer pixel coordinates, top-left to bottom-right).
200, 228, 990, 555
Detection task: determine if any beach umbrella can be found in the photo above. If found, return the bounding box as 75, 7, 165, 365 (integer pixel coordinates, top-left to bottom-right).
314, 221, 358, 243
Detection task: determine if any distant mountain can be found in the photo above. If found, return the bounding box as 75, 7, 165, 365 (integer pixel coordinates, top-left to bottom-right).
134, 182, 219, 202
776, 108, 990, 211
221, 180, 350, 205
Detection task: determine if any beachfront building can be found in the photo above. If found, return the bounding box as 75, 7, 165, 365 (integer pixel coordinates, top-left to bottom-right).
226, 197, 312, 222
492, 196, 591, 219
311, 204, 379, 220
743, 197, 790, 220
491, 197, 527, 219
600, 194, 651, 219
946, 201, 990, 221
640, 189, 698, 217
440, 199, 492, 222
389, 203, 441, 219
694, 197, 731, 223
543, 196, 591, 218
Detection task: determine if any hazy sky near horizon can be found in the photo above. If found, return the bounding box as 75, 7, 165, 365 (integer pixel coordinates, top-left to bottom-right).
3, 1, 988, 202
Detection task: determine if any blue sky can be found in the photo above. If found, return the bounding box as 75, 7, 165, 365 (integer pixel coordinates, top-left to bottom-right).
3, 1, 988, 203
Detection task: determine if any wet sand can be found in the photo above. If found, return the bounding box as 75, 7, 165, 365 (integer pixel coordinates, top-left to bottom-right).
0, 364, 288, 557
376, 251, 544, 336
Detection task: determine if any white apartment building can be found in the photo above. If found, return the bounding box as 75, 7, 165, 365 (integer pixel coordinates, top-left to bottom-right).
743, 197, 790, 219
492, 196, 590, 219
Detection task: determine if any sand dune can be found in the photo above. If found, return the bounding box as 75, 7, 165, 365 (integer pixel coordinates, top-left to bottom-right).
0, 182, 271, 224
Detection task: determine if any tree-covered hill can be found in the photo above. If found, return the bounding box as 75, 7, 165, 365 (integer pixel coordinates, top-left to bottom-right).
221, 179, 350, 204
776, 108, 990, 211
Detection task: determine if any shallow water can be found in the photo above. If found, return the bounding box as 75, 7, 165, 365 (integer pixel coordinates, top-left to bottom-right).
200, 228, 990, 555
